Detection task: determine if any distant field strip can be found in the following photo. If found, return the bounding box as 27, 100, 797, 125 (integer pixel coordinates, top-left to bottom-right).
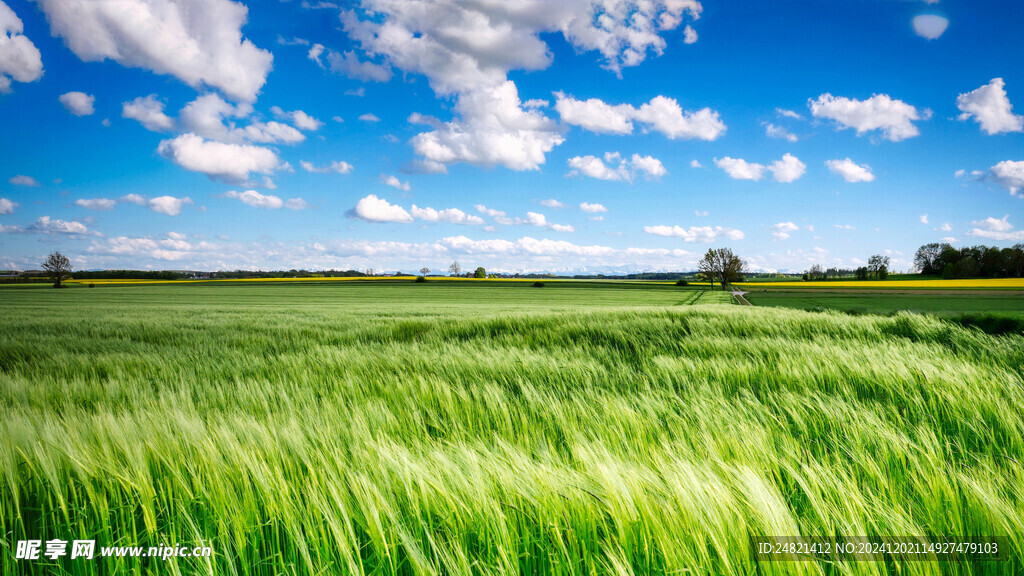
2, 283, 1022, 575
738, 278, 1024, 289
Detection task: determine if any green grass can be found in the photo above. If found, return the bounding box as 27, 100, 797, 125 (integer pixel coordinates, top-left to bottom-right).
2, 283, 1022, 575
746, 290, 1024, 316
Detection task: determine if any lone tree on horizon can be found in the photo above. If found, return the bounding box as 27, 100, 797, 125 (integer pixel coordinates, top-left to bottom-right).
697, 247, 745, 290
42, 251, 72, 288
419, 267, 430, 277
449, 260, 461, 276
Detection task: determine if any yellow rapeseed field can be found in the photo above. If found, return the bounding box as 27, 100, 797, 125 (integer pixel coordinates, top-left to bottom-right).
736, 278, 1024, 289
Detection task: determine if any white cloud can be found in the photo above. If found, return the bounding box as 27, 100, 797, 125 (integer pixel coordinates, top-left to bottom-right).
271, 106, 323, 131
8, 174, 39, 186
643, 225, 745, 243
326, 50, 392, 82
0, 197, 16, 214
764, 122, 797, 142
120, 193, 192, 215
33, 0, 273, 101
410, 205, 484, 225
222, 189, 307, 210
410, 81, 565, 171
75, 198, 117, 211
919, 214, 929, 225
939, 236, 957, 244
157, 133, 283, 184
957, 79, 1023, 135
554, 92, 635, 134
776, 108, 802, 120
990, 160, 1024, 196
966, 215, 1024, 241
122, 95, 175, 132
580, 202, 608, 214
148, 195, 193, 216
349, 194, 413, 223
683, 25, 698, 44
771, 221, 799, 240
381, 175, 410, 191
555, 92, 725, 141
0, 1, 43, 93
549, 223, 576, 232
567, 152, 666, 182
714, 157, 765, 181
834, 224, 855, 230
29, 216, 95, 235
59, 91, 95, 116
178, 94, 305, 145
936, 222, 952, 232
307, 43, 324, 66
300, 160, 353, 174
540, 199, 564, 209
359, 113, 381, 122
912, 14, 948, 40
768, 154, 806, 183
694, 210, 708, 217
690, 160, 702, 168
825, 158, 875, 183
809, 93, 925, 142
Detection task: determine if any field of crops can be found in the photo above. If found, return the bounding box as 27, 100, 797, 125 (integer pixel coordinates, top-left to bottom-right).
736, 278, 1024, 290
2, 282, 1023, 575
747, 291, 1024, 317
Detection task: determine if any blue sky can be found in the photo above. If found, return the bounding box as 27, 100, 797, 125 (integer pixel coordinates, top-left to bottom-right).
0, 0, 1022, 274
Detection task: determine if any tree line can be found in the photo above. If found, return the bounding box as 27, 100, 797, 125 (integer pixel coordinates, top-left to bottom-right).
915, 243, 1024, 279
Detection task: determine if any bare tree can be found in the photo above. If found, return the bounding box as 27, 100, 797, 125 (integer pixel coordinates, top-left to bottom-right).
419, 267, 430, 277
697, 248, 745, 290
449, 260, 461, 276
42, 251, 72, 288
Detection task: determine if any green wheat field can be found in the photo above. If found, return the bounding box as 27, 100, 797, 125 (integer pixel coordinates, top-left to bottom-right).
2, 282, 1023, 575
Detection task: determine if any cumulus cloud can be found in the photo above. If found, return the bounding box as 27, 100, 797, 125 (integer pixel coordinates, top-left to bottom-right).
0, 1, 43, 93
540, 199, 564, 208
410, 81, 565, 171
32, 0, 273, 101
567, 152, 667, 182
358, 113, 381, 122
555, 92, 725, 140
270, 106, 323, 131
122, 95, 175, 132
763, 122, 797, 142
809, 93, 926, 142
768, 154, 806, 183
222, 189, 307, 210
714, 157, 765, 181
826, 158, 875, 182
180, 94, 305, 145
75, 198, 117, 211
770, 222, 799, 240
989, 160, 1024, 197
342, 3, 701, 172
59, 91, 95, 116
9, 174, 39, 186
120, 193, 193, 215
348, 194, 414, 223
410, 205, 484, 225
0, 197, 16, 214
912, 14, 948, 40
157, 133, 283, 184
580, 202, 608, 214
714, 154, 805, 183
307, 43, 324, 66
300, 160, 353, 174
642, 225, 745, 243
381, 175, 410, 191
919, 214, 929, 225
683, 25, 698, 44
28, 216, 96, 235
326, 50, 393, 82
966, 215, 1024, 241
956, 78, 1023, 135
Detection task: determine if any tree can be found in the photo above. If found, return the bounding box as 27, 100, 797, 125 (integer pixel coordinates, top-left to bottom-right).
696, 248, 745, 290
449, 261, 461, 276
419, 267, 430, 277
474, 266, 486, 279
855, 266, 869, 281
914, 243, 944, 275
807, 264, 825, 281
867, 254, 890, 279
42, 251, 72, 288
